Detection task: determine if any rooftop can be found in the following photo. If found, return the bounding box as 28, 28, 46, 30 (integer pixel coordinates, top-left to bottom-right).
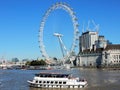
81, 48, 104, 53
105, 44, 120, 50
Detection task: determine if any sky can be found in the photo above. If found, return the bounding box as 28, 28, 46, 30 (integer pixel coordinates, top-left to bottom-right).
0, 0, 120, 61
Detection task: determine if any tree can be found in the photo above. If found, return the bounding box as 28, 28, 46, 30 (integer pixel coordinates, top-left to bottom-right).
39, 60, 46, 65
25, 61, 31, 66
26, 59, 46, 66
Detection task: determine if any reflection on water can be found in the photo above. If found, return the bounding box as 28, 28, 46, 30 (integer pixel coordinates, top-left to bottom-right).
0, 68, 120, 90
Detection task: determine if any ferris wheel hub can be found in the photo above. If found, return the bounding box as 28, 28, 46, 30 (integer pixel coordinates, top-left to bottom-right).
53, 33, 63, 37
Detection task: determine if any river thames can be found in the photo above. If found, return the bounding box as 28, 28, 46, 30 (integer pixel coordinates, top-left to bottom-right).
0, 68, 120, 90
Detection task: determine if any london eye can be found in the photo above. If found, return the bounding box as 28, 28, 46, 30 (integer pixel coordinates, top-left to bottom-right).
38, 2, 79, 64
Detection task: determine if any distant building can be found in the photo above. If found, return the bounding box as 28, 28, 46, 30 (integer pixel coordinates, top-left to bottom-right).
77, 30, 120, 68
79, 31, 98, 51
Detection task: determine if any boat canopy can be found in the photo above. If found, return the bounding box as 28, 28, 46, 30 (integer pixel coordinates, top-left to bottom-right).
35, 73, 70, 78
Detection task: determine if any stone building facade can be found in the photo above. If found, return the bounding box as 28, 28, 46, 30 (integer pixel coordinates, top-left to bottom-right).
102, 45, 120, 67
77, 31, 120, 68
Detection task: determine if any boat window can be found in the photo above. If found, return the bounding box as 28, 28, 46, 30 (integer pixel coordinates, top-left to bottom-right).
43, 81, 46, 83
47, 81, 49, 83
40, 75, 43, 77
39, 81, 42, 83
51, 81, 54, 84
59, 81, 62, 84
36, 81, 38, 83
63, 81, 66, 84
44, 75, 47, 77
48, 75, 51, 77
56, 75, 60, 78
53, 75, 56, 78
55, 81, 58, 84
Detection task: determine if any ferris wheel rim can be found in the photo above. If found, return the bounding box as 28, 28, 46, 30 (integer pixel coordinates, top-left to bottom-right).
39, 2, 79, 60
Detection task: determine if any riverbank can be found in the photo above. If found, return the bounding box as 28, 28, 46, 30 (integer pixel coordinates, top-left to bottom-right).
74, 66, 120, 71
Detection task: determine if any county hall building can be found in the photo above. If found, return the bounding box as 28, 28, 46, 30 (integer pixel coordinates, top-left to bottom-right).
77, 31, 120, 68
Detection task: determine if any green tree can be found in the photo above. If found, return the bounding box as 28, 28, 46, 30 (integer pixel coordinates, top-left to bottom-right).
25, 61, 31, 65
39, 60, 46, 65
26, 59, 46, 66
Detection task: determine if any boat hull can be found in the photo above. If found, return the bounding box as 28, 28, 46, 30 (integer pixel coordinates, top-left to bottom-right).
28, 80, 88, 88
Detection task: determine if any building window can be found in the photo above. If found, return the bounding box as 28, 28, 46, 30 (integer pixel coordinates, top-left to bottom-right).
113, 55, 115, 59
119, 55, 120, 59
116, 55, 118, 60
105, 52, 107, 59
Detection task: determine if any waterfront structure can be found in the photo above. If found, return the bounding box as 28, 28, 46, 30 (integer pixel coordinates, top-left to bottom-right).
28, 72, 88, 88
0, 60, 26, 69
77, 30, 120, 67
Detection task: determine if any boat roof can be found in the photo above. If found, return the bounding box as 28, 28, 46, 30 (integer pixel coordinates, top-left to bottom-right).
35, 72, 70, 77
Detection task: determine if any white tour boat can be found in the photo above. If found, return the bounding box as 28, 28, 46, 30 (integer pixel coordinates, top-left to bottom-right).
27, 72, 88, 88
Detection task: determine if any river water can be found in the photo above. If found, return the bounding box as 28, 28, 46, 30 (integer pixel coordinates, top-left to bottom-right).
0, 68, 120, 90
